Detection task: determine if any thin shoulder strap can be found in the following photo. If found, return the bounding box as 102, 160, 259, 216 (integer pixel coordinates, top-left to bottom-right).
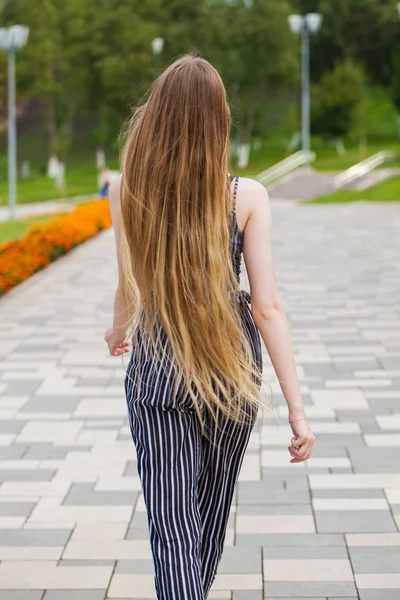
232, 175, 239, 215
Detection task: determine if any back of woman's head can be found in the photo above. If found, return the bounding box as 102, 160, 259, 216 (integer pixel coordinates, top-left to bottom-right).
120, 54, 263, 431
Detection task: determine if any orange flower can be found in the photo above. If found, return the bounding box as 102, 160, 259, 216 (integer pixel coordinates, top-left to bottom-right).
0, 200, 112, 295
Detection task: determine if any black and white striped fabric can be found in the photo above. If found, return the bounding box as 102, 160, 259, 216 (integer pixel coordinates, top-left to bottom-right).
125, 176, 263, 599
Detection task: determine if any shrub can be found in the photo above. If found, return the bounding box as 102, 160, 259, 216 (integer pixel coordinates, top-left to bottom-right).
0, 200, 111, 296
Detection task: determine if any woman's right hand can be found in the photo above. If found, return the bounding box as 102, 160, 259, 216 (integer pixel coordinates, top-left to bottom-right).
288, 417, 315, 463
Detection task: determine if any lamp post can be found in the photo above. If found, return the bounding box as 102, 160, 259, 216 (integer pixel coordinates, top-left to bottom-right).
288, 13, 322, 157
0, 25, 29, 220
151, 37, 164, 69
397, 2, 400, 16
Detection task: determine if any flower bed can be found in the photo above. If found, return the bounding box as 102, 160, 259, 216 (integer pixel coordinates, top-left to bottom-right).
0, 200, 111, 296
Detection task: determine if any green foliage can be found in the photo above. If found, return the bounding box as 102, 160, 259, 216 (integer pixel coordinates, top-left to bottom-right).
308, 0, 400, 108
199, 0, 299, 144
1, 0, 399, 165
312, 60, 367, 139
362, 86, 399, 140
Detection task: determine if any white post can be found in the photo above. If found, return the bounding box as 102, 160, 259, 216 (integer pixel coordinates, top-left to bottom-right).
301, 22, 310, 156
8, 48, 17, 220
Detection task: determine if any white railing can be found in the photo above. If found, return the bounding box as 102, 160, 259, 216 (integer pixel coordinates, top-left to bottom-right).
333, 151, 395, 189
256, 150, 316, 186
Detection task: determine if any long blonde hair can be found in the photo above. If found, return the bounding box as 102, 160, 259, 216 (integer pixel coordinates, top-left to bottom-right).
120, 54, 265, 432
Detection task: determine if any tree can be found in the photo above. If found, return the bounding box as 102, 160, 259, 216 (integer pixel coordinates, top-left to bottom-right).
312, 60, 367, 142
199, 0, 298, 167
88, 0, 162, 146
13, 0, 162, 157
294, 0, 400, 109
13, 0, 92, 158
160, 0, 208, 61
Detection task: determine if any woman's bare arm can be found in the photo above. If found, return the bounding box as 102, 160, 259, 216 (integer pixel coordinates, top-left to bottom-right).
242, 179, 315, 462
104, 175, 131, 356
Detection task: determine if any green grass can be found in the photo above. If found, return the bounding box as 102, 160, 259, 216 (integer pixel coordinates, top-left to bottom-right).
232, 148, 289, 177
236, 141, 400, 177
309, 176, 400, 204
311, 142, 400, 172
0, 163, 104, 206
0, 214, 61, 244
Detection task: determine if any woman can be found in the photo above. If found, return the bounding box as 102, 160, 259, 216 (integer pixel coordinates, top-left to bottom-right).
105, 55, 315, 600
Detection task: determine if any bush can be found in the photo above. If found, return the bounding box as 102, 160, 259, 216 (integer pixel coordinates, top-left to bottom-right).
312, 60, 367, 140
0, 200, 111, 295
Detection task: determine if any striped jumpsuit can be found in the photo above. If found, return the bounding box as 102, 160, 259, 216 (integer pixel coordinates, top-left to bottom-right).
125, 176, 263, 599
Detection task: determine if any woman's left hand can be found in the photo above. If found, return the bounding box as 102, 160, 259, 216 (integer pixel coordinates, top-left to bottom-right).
104, 328, 131, 356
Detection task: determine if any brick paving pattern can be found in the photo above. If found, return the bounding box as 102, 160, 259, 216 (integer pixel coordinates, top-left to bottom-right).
0, 199, 399, 599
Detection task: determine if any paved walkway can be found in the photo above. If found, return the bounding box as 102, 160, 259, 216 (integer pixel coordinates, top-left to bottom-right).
0, 200, 399, 599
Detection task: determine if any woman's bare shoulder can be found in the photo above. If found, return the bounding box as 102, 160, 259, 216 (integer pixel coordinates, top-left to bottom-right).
238, 176, 269, 202
109, 174, 123, 206
236, 177, 269, 232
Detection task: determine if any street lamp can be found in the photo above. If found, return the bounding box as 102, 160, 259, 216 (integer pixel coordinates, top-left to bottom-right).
0, 25, 29, 220
151, 37, 164, 69
288, 13, 322, 156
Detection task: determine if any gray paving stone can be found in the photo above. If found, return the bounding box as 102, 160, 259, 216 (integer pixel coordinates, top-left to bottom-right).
0, 469, 55, 481
349, 547, 400, 573
0, 444, 28, 458
83, 423, 119, 430
379, 357, 400, 369
43, 593, 106, 600
233, 593, 262, 600
15, 344, 60, 352
236, 534, 345, 547
124, 460, 138, 476
336, 416, 381, 434
263, 545, 348, 559
369, 398, 400, 411
0, 529, 72, 546
359, 592, 400, 600
315, 510, 397, 533
306, 435, 361, 445
0, 419, 26, 433
312, 489, 384, 499
284, 477, 310, 491
238, 504, 312, 515
76, 378, 110, 387
218, 546, 261, 573
354, 464, 400, 473
310, 444, 349, 458
23, 443, 92, 460
0, 501, 35, 516
22, 397, 80, 413
118, 433, 132, 441
59, 560, 115, 567
2, 382, 40, 395
238, 489, 310, 506
0, 594, 44, 600
264, 582, 358, 597
330, 467, 354, 473
115, 559, 154, 574
63, 483, 137, 506
347, 447, 400, 466
262, 467, 330, 476
126, 512, 150, 540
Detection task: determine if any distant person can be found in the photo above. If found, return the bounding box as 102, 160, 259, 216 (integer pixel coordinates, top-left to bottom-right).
99, 166, 111, 198
104, 55, 315, 599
